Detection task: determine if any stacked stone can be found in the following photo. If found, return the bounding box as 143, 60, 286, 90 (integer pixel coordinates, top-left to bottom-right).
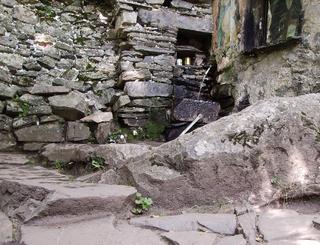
113, 2, 177, 127
165, 0, 212, 17
0, 0, 118, 151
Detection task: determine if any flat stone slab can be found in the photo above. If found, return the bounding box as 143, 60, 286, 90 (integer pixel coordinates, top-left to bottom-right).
0, 153, 30, 165
124, 81, 172, 98
0, 211, 12, 242
197, 213, 237, 235
130, 213, 236, 234
21, 216, 166, 245
215, 235, 247, 245
138, 9, 213, 33
267, 241, 320, 245
258, 209, 320, 242
238, 212, 257, 244
162, 231, 217, 245
173, 98, 220, 123
80, 111, 113, 123
0, 164, 136, 221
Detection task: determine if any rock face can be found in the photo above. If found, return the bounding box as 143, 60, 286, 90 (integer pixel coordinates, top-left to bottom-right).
117, 94, 320, 208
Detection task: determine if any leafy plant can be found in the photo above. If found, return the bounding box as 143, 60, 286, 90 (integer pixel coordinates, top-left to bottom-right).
14, 96, 30, 117
271, 176, 281, 186
54, 160, 65, 171
107, 129, 127, 143
144, 121, 165, 140
90, 155, 105, 170
131, 193, 153, 215
36, 5, 56, 21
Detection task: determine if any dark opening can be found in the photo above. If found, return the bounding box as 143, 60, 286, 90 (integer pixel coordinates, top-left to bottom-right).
176, 29, 212, 64
243, 0, 269, 52
163, 0, 172, 7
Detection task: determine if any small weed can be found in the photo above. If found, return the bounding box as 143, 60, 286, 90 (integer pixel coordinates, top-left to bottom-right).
131, 193, 153, 215
74, 35, 90, 46
107, 129, 128, 143
36, 5, 56, 22
271, 176, 281, 186
144, 121, 165, 140
54, 160, 65, 171
14, 96, 30, 117
90, 155, 105, 170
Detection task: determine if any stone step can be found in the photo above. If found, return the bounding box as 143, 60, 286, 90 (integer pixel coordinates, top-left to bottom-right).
0, 153, 31, 165
0, 165, 136, 222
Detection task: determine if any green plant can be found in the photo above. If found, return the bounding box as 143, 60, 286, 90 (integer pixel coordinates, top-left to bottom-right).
90, 155, 105, 170
36, 5, 56, 21
54, 160, 65, 171
74, 35, 90, 46
271, 176, 281, 186
131, 193, 153, 215
14, 96, 30, 117
144, 121, 165, 140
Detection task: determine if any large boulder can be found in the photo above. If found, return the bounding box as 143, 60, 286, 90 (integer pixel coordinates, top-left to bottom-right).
118, 94, 320, 209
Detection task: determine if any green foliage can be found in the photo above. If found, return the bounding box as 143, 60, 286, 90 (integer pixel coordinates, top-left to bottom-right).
54, 160, 65, 172
36, 5, 56, 22
108, 122, 165, 143
74, 35, 90, 46
107, 129, 125, 143
271, 176, 281, 186
90, 155, 105, 170
131, 193, 153, 215
14, 96, 30, 117
144, 121, 165, 140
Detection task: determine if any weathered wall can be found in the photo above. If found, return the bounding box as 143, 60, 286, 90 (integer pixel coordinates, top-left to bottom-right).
0, 0, 214, 152
0, 0, 118, 151
212, 0, 320, 109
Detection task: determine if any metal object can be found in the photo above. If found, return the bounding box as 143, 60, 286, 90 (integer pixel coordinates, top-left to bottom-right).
179, 114, 203, 137
177, 59, 183, 66
197, 65, 212, 100
184, 57, 191, 65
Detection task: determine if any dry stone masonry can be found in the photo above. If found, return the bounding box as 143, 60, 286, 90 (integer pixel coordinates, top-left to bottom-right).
0, 0, 222, 151
0, 0, 118, 151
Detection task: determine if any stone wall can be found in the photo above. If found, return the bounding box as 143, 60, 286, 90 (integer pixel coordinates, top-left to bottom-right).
114, 0, 214, 127
0, 0, 118, 151
0, 0, 215, 152
212, 0, 320, 109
